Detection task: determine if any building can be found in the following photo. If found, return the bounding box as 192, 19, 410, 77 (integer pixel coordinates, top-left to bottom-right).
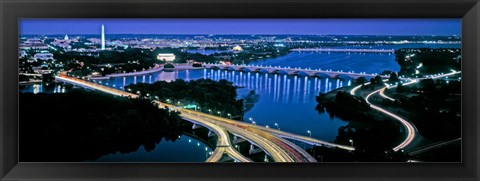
19, 38, 49, 52
157, 53, 176, 62
51, 40, 72, 50
232, 45, 243, 51
19, 50, 27, 58
33, 52, 54, 61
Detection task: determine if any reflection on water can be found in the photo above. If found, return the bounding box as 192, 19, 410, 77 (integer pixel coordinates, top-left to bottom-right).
19, 83, 66, 94
33, 84, 41, 94
106, 69, 351, 105
92, 134, 211, 162
104, 69, 351, 141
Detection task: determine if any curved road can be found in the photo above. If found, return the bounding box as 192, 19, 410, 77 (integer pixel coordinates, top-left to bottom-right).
166, 104, 313, 162
57, 71, 374, 161
57, 73, 326, 162
351, 71, 461, 152
180, 115, 251, 162
364, 88, 417, 151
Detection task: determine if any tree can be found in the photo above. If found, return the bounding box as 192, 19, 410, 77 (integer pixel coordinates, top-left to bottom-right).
163, 63, 175, 68
419, 79, 436, 94
355, 77, 368, 85
370, 75, 384, 86
42, 73, 55, 82
380, 70, 393, 76
396, 83, 410, 93
388, 72, 399, 83
19, 75, 30, 82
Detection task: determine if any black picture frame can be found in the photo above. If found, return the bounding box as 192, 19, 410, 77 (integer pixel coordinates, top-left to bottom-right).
1, 0, 479, 180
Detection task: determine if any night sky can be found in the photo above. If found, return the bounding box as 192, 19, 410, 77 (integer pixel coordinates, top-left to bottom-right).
19, 19, 461, 36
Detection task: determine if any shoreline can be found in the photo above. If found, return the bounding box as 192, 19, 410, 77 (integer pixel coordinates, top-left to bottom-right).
88, 64, 208, 80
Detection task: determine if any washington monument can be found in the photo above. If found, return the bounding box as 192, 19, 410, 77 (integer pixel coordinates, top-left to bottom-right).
101, 24, 105, 50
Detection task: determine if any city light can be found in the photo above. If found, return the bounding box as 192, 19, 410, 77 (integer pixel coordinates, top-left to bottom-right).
26, 20, 460, 163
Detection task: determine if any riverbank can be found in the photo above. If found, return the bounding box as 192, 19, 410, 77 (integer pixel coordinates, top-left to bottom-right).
315, 84, 408, 161
88, 63, 209, 80
20, 89, 190, 162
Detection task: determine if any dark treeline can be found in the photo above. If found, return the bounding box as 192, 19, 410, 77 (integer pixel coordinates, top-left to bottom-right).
125, 79, 246, 120
395, 48, 461, 76
384, 79, 461, 141
315, 91, 406, 162
56, 48, 157, 76
229, 43, 291, 65
58, 45, 291, 76
316, 91, 372, 121
20, 90, 187, 162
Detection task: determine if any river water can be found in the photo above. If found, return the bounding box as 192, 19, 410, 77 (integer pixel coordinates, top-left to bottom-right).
106, 69, 351, 142
100, 44, 460, 143
21, 43, 460, 162
92, 134, 212, 162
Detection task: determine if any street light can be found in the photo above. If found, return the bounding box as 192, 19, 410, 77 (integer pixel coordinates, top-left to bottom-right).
249, 117, 255, 124
227, 113, 231, 119
208, 109, 212, 114
349, 139, 353, 147
274, 123, 280, 130
205, 147, 209, 159
307, 130, 311, 138
217, 111, 221, 116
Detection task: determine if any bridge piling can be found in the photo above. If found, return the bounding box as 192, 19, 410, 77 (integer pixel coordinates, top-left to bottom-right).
192, 123, 202, 129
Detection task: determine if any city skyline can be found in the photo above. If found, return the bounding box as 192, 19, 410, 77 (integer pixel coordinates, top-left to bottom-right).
19, 18, 462, 163
20, 19, 461, 36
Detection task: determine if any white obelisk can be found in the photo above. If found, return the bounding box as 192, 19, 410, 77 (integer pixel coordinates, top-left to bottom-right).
101, 24, 105, 50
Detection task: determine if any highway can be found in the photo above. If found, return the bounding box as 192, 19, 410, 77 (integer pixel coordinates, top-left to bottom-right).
54, 67, 460, 161
57, 73, 353, 162
365, 89, 417, 151
161, 103, 313, 162
58, 73, 254, 162
351, 71, 461, 152
56, 74, 139, 98
179, 114, 251, 162
257, 127, 355, 151
170, 104, 356, 161
379, 88, 395, 101
408, 138, 461, 155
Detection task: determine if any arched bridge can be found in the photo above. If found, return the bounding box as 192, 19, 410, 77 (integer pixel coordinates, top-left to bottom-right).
203, 64, 389, 80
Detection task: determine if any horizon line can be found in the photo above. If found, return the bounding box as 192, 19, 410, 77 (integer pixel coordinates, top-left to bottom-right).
19, 33, 461, 36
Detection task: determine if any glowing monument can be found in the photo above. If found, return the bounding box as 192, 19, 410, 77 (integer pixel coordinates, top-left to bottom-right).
101, 24, 105, 50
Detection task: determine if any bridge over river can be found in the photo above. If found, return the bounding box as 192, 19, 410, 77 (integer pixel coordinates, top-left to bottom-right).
203, 63, 389, 80
89, 63, 391, 81
290, 48, 395, 53
55, 73, 355, 162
